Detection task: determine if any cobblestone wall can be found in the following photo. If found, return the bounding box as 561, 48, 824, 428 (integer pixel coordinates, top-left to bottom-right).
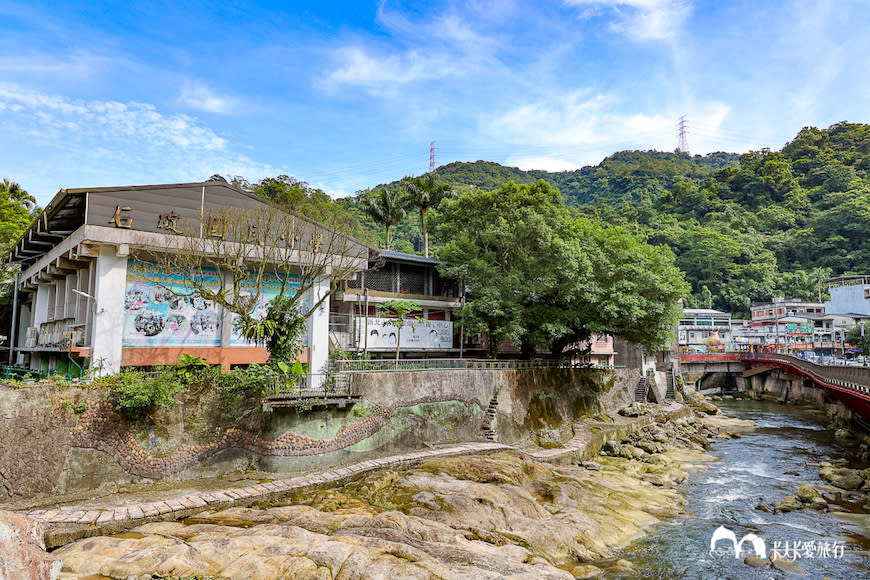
70, 402, 393, 479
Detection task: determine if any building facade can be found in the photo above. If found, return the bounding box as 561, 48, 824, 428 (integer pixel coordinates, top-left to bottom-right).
329, 250, 463, 356
678, 309, 732, 352
5, 179, 368, 378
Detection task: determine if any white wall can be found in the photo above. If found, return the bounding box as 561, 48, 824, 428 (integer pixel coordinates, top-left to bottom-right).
90, 246, 129, 375
826, 285, 870, 315
307, 277, 330, 388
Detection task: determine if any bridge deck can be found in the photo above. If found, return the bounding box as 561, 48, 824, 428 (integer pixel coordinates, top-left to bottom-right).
679, 353, 870, 421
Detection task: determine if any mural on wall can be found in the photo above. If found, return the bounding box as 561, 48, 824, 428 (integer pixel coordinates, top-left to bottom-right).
229, 272, 306, 346
359, 318, 453, 351
124, 260, 311, 348
123, 260, 222, 346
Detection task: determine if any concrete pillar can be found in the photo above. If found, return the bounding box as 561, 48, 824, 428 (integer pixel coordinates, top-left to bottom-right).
307, 277, 331, 388
90, 246, 128, 376
29, 284, 51, 370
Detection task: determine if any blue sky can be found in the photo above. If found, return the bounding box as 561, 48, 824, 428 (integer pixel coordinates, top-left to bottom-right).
1, 0, 868, 206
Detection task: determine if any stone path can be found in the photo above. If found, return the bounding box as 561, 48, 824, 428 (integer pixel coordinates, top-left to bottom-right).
20, 402, 693, 547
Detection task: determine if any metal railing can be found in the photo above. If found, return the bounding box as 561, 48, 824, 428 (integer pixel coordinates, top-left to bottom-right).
741, 353, 870, 397
332, 358, 624, 373
265, 373, 358, 399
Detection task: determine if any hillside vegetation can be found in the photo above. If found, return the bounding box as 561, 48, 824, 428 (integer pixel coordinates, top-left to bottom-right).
421, 122, 870, 317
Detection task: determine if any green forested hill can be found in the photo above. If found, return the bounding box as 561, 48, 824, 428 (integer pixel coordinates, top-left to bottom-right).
412, 122, 870, 316
246, 122, 870, 318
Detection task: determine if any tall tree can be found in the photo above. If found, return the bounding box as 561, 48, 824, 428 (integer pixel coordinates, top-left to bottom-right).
401, 173, 454, 257
436, 180, 688, 357
362, 187, 408, 250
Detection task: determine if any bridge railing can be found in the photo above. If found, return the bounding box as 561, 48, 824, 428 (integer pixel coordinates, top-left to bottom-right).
691, 352, 870, 398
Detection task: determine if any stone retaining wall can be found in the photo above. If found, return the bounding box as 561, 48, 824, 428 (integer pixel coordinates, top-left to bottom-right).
1, 367, 636, 503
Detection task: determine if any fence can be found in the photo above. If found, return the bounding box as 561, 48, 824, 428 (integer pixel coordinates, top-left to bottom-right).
331, 358, 624, 373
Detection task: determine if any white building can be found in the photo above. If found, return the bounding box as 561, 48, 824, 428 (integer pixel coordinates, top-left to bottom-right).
678, 309, 732, 352
5, 179, 368, 379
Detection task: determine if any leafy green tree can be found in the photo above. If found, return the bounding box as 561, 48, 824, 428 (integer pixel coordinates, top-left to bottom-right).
401, 173, 454, 257
362, 187, 409, 250
1, 179, 37, 306
437, 180, 688, 357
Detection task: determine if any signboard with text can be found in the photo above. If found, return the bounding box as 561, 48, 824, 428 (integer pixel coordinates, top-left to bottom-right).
358, 317, 453, 351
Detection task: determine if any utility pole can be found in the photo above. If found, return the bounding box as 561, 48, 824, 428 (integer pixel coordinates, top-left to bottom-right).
429, 141, 436, 173
677, 116, 690, 155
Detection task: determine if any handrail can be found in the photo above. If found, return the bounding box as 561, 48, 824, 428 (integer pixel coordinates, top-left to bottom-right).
740, 353, 870, 397
332, 358, 625, 373
679, 352, 870, 398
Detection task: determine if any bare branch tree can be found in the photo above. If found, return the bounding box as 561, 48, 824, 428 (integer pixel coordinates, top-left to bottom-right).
134, 201, 368, 359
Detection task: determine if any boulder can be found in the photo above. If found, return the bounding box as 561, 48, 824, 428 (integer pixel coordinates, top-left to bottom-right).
601, 440, 621, 456
744, 555, 767, 568
770, 555, 808, 575
774, 495, 802, 513
796, 485, 821, 503
0, 510, 62, 580
810, 497, 828, 510
570, 563, 602, 578
831, 471, 864, 491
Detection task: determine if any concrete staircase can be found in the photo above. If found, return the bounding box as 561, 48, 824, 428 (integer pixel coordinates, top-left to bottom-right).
478, 393, 499, 441
635, 377, 649, 403
665, 370, 676, 401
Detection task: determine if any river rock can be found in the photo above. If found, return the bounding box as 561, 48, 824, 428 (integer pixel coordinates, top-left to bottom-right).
609, 559, 634, 573
637, 440, 660, 454
810, 497, 828, 510
834, 428, 854, 439
0, 510, 62, 580
796, 485, 821, 502
770, 555, 808, 575
744, 555, 767, 568
571, 563, 602, 578
601, 440, 621, 456
819, 466, 842, 482
774, 495, 802, 513
831, 471, 864, 490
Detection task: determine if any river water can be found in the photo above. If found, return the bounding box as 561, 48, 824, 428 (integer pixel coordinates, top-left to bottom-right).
600, 400, 870, 579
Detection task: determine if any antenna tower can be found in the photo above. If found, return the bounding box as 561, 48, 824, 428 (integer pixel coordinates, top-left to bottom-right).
429, 141, 436, 172
677, 116, 690, 154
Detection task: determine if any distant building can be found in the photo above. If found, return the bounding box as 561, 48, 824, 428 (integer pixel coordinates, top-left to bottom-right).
678, 309, 732, 352
825, 275, 870, 317
750, 297, 825, 321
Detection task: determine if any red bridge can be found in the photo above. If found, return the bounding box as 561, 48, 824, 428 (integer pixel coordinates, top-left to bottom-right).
678, 352, 870, 421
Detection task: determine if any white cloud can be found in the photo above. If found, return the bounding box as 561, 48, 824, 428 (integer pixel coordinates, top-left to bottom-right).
321, 5, 502, 96
491, 90, 732, 167
0, 83, 278, 200
565, 0, 692, 41
510, 156, 580, 172
0, 82, 227, 150
178, 81, 239, 114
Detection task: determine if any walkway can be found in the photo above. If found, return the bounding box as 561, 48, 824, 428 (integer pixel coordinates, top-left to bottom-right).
19, 402, 691, 548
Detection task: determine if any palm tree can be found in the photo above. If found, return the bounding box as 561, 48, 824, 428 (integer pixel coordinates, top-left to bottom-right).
1, 179, 36, 210
362, 187, 408, 250
402, 173, 454, 257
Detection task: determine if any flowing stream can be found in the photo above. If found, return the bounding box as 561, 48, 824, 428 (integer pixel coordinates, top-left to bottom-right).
599, 400, 870, 579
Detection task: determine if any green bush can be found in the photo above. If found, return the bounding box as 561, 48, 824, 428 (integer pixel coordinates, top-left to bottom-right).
109, 369, 186, 418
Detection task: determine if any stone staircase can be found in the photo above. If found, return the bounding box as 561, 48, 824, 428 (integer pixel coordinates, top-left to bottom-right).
635, 377, 649, 403
478, 393, 499, 441
665, 370, 676, 401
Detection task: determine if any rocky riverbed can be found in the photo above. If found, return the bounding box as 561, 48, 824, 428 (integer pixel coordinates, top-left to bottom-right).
49, 408, 734, 579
